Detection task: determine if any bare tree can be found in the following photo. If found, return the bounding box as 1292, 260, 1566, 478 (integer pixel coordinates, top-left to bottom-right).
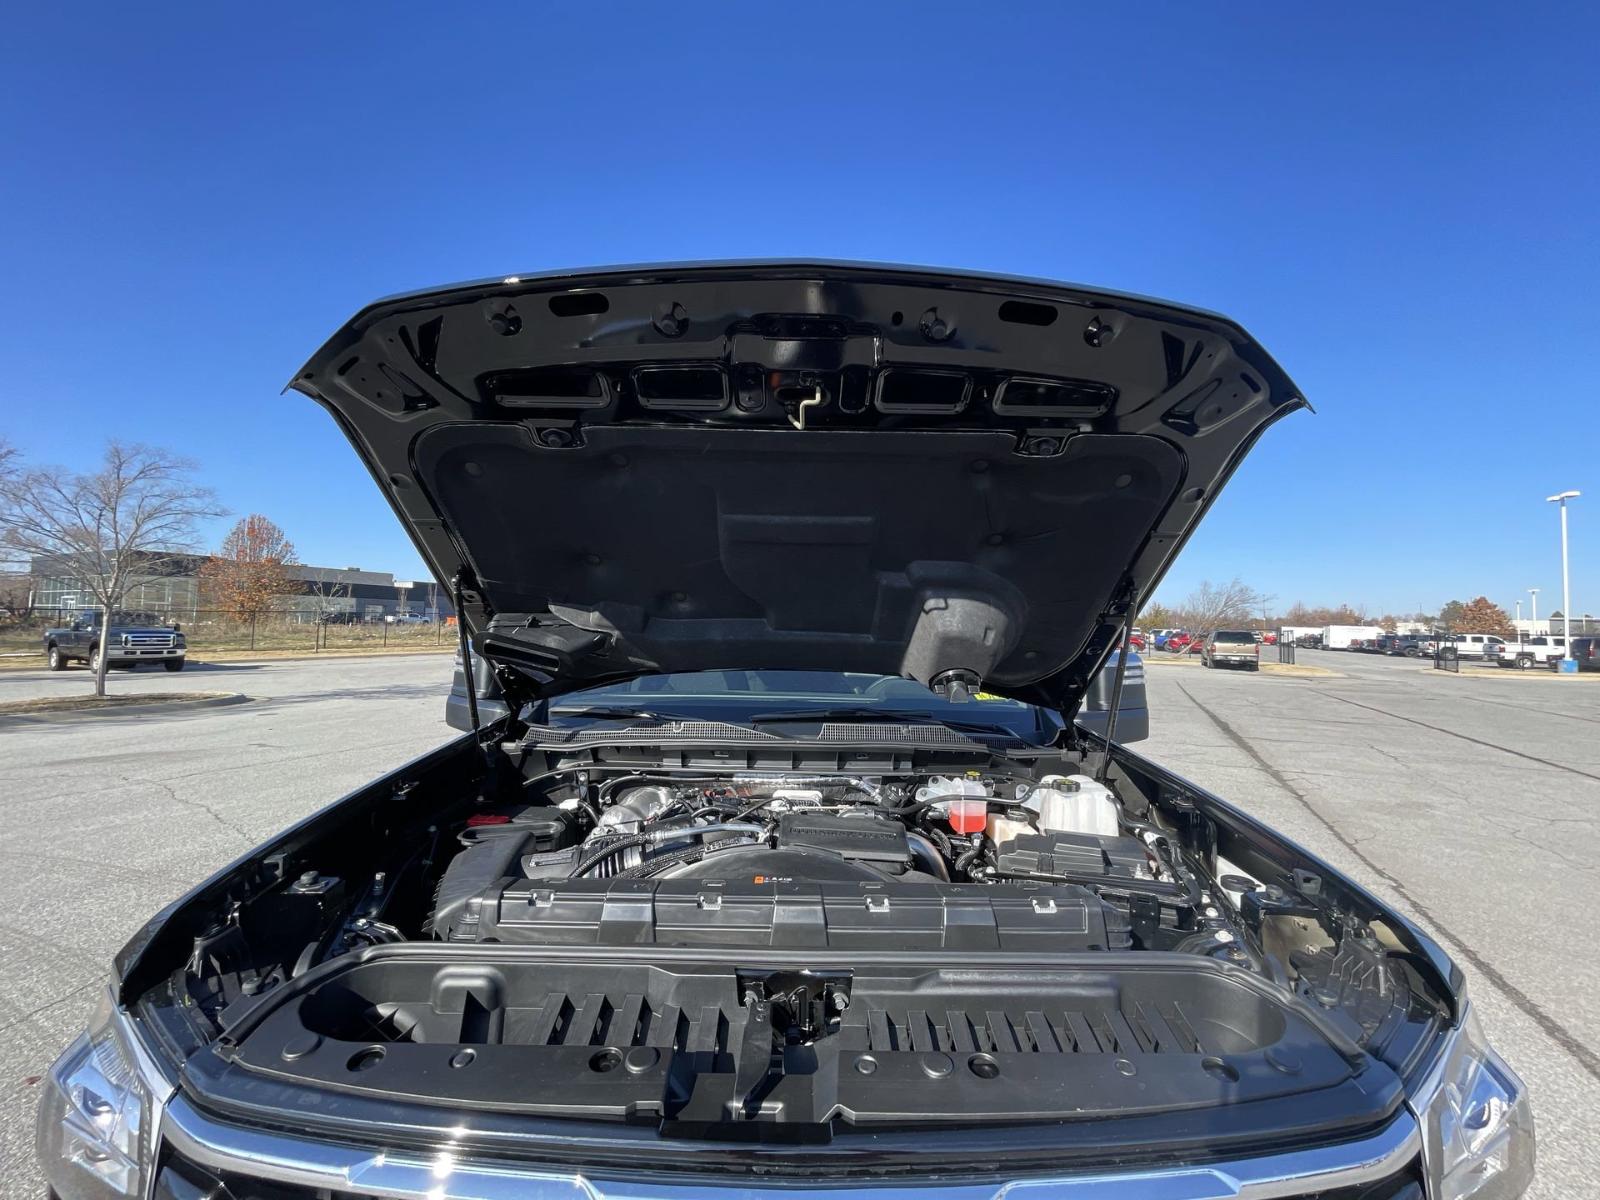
1174, 577, 1270, 652
0, 443, 221, 696
200, 514, 300, 620
310, 576, 353, 620
0, 443, 25, 616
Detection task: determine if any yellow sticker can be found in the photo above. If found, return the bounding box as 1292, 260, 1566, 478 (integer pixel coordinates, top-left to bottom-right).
974, 692, 1007, 701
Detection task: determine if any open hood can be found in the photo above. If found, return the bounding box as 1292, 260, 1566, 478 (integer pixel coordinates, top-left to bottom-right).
292, 262, 1304, 714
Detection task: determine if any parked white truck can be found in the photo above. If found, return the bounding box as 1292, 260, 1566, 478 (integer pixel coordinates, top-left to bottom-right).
1321, 624, 1384, 650
1492, 634, 1566, 669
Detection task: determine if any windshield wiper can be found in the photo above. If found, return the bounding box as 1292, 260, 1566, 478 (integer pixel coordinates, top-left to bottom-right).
749, 707, 1015, 737
549, 706, 708, 724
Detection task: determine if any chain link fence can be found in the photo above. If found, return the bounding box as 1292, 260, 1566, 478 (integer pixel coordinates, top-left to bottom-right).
0, 609, 454, 659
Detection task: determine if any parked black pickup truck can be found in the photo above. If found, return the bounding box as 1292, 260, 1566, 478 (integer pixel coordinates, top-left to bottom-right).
43, 609, 187, 672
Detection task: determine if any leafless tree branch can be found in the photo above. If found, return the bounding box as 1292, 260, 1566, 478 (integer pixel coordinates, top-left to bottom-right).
0, 442, 222, 695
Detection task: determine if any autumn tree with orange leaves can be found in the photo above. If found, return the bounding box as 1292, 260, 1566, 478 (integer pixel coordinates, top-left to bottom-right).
1449, 596, 1515, 639
200, 515, 300, 619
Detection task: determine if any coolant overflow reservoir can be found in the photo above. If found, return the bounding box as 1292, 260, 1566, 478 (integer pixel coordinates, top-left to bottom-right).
1028, 774, 1120, 838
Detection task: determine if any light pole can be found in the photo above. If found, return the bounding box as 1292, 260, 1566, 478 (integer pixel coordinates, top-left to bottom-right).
1528, 588, 1539, 625
1515, 599, 1522, 623
1546, 491, 1580, 668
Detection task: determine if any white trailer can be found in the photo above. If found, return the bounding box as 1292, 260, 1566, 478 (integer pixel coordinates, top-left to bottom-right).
1321, 624, 1384, 650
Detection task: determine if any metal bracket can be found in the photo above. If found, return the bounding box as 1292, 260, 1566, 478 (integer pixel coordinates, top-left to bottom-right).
787, 384, 824, 431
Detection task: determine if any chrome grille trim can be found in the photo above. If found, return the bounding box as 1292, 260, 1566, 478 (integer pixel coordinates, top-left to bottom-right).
160, 1091, 1421, 1199
124, 631, 176, 648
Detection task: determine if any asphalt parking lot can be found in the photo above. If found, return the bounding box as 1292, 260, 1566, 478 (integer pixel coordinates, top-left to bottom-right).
3, 649, 1595, 1195
0, 654, 459, 1192
1142, 648, 1600, 1197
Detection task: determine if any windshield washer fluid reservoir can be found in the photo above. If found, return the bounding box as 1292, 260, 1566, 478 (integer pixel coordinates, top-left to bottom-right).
1028, 774, 1120, 838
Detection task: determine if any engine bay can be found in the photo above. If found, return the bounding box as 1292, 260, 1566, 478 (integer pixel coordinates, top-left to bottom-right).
418, 769, 1250, 961
130, 733, 1455, 1145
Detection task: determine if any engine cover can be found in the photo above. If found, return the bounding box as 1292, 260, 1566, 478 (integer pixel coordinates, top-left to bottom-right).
442, 873, 1131, 951
669, 845, 886, 882
774, 811, 912, 869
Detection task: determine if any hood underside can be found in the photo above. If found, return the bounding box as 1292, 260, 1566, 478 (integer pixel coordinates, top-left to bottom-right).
292, 262, 1304, 712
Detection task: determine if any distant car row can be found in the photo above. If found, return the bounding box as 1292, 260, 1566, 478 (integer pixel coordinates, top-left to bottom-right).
1136, 627, 1277, 653
1324, 631, 1600, 670
1128, 623, 1599, 673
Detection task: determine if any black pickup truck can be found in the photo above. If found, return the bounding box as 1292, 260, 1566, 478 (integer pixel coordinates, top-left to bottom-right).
42, 609, 187, 671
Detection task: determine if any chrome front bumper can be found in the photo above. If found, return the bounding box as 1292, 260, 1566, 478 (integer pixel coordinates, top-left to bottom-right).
156, 1090, 1423, 1200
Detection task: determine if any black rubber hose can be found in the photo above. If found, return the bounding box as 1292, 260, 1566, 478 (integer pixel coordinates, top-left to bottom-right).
906, 832, 951, 881
953, 835, 985, 876
572, 832, 649, 876
574, 823, 766, 877
1118, 820, 1205, 908
730, 796, 779, 823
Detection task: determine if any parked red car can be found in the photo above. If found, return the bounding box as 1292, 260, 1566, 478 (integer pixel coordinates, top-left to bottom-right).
1166, 632, 1194, 652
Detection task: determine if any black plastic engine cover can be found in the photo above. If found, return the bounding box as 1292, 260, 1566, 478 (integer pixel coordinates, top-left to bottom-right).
995, 831, 1153, 883
450, 874, 1131, 951
774, 811, 912, 867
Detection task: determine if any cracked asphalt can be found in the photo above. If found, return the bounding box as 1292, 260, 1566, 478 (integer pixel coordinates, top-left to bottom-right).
1141, 650, 1600, 1199
3, 650, 1593, 1194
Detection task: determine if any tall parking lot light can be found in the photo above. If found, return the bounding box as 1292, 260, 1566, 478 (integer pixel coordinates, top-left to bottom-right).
1528, 587, 1539, 623
1547, 491, 1580, 669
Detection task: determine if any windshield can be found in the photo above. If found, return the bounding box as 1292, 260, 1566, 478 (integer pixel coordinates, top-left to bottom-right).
549, 670, 1053, 742
76, 610, 165, 626
1212, 631, 1255, 644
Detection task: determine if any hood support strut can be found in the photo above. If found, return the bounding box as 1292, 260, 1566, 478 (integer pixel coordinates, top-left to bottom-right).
453, 572, 483, 739
1095, 597, 1138, 782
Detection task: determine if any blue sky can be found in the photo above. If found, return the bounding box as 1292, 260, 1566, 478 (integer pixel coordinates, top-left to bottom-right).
4, 3, 1596, 618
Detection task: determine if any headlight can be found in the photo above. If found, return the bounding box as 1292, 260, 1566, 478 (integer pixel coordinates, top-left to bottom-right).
35, 990, 169, 1200
1413, 1003, 1536, 1200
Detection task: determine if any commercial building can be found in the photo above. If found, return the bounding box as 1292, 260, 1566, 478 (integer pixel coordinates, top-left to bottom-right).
27, 554, 451, 623
1511, 615, 1599, 639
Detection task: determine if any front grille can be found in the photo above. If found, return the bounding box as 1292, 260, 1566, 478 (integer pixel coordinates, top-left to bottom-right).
156, 1147, 1422, 1199
124, 631, 175, 648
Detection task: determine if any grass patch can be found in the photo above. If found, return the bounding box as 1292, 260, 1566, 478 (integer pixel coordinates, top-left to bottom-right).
0, 692, 236, 716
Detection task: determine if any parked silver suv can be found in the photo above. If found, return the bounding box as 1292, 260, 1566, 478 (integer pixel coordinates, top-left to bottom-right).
1201, 629, 1261, 671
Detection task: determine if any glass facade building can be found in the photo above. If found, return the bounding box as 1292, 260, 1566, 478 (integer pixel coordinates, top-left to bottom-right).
27, 556, 451, 622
